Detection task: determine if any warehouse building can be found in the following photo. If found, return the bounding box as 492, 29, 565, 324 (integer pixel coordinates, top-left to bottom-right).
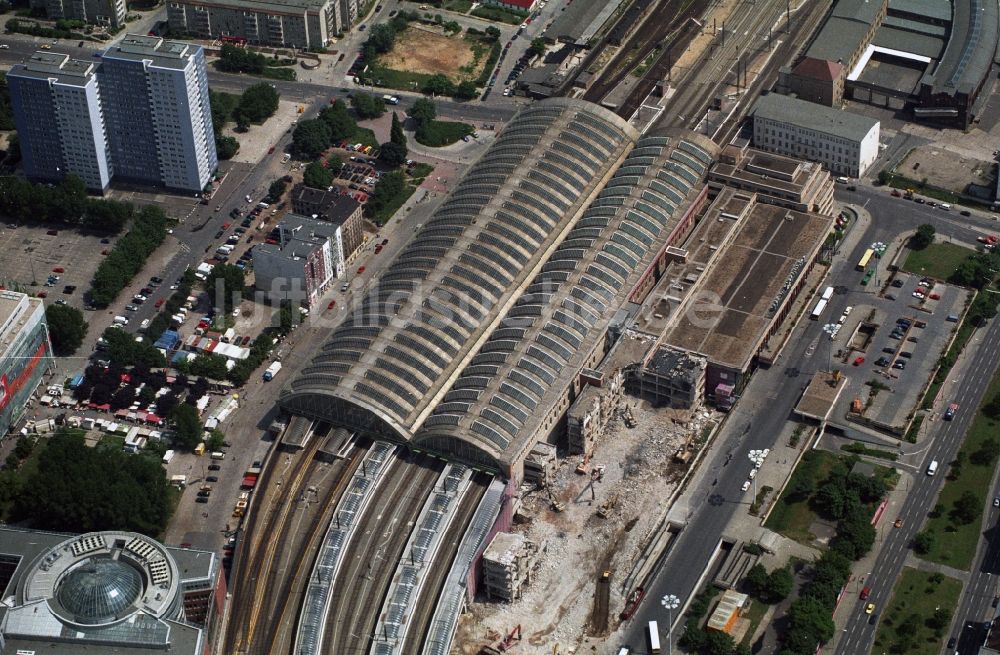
0, 291, 54, 437
0, 528, 222, 655
253, 213, 346, 307
752, 93, 880, 178
167, 0, 358, 49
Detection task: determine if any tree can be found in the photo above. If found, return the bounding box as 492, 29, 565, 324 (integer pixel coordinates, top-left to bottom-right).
528, 37, 547, 57
766, 567, 794, 603
291, 119, 332, 159
985, 392, 1000, 419
319, 100, 357, 141
379, 141, 408, 168
303, 160, 334, 189
216, 135, 239, 160
326, 154, 344, 174
968, 292, 999, 326
831, 507, 876, 560
786, 595, 835, 648
422, 73, 455, 97
236, 82, 280, 123
390, 111, 407, 147
13, 429, 171, 535
205, 263, 245, 314
45, 304, 87, 356
910, 223, 935, 249
205, 428, 226, 452
366, 170, 407, 220
216, 44, 266, 74
950, 252, 998, 289
972, 437, 1000, 466
454, 80, 478, 100
745, 563, 769, 597
927, 606, 952, 632
171, 403, 203, 451
351, 91, 386, 119
951, 490, 981, 525
442, 20, 461, 34
484, 26, 501, 39
409, 98, 437, 124
267, 177, 288, 203
367, 23, 397, 54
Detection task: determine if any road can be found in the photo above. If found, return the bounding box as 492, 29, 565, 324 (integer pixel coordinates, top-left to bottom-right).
622, 186, 1000, 653
836, 315, 1000, 655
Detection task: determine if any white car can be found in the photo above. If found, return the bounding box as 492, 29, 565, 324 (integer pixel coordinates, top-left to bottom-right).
741, 480, 751, 492
749, 468, 757, 479
140, 318, 150, 328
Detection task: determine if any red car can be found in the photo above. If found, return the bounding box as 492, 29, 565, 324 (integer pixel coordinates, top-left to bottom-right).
52, 266, 65, 273
853, 356, 865, 366
155, 298, 165, 308
357, 266, 365, 274
327, 300, 336, 310
268, 146, 275, 154
222, 222, 231, 229
374, 245, 383, 254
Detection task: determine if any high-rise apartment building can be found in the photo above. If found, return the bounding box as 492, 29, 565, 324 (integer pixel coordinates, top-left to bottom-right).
29, 0, 127, 28
7, 52, 113, 191
7, 36, 218, 193
99, 35, 218, 192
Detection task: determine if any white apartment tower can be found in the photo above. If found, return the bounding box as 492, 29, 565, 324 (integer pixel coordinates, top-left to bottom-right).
7, 52, 112, 191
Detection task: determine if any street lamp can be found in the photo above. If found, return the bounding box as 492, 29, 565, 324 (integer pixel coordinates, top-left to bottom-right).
822, 322, 838, 370
748, 449, 765, 499
661, 593, 680, 655
870, 241, 887, 289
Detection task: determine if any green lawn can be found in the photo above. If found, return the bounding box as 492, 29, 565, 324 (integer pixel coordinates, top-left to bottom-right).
764, 450, 840, 545
443, 0, 473, 11
470, 5, 527, 23
872, 567, 961, 655
903, 241, 975, 281
739, 599, 770, 647
916, 366, 1000, 569
352, 126, 379, 148
415, 119, 475, 147
369, 183, 418, 225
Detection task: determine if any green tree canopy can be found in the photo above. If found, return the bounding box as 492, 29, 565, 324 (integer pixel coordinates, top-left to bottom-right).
422, 73, 455, 96
303, 160, 334, 190
351, 91, 386, 119
379, 141, 408, 168
291, 119, 332, 159
13, 430, 171, 535
390, 111, 407, 147
319, 100, 357, 141
45, 304, 87, 356
913, 530, 935, 554
216, 135, 239, 160
366, 23, 397, 54
205, 263, 245, 314
236, 82, 280, 123
454, 80, 478, 100
171, 402, 203, 451
951, 490, 982, 525
529, 37, 547, 57
366, 170, 407, 219
910, 223, 935, 249
101, 327, 166, 369
409, 98, 437, 124
267, 177, 288, 203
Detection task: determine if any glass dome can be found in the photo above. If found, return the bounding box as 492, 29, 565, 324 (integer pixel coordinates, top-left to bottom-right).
56, 559, 143, 624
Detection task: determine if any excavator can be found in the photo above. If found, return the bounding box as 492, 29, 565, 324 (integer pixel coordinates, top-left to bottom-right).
478, 625, 522, 654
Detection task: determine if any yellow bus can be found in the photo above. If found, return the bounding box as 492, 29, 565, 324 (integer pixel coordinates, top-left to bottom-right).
194, 442, 206, 456
856, 248, 875, 271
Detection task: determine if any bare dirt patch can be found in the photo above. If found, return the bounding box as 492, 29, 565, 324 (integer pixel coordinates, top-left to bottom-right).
899, 146, 996, 196
452, 401, 719, 655
380, 25, 483, 80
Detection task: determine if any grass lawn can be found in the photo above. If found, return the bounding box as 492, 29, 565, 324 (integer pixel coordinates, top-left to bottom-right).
872, 567, 961, 655
470, 4, 527, 23
765, 450, 840, 545
739, 599, 770, 647
443, 0, 473, 11
415, 119, 474, 147
369, 182, 418, 225
903, 241, 975, 281
916, 365, 1000, 569
352, 126, 379, 148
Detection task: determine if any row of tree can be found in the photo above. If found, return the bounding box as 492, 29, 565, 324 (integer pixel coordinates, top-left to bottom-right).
45, 304, 88, 356
89, 204, 169, 307
0, 175, 135, 233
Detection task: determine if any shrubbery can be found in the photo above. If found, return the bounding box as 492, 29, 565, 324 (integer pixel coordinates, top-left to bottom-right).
0, 175, 134, 233
89, 205, 168, 307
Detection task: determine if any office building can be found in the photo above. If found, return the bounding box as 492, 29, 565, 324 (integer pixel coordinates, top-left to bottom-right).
29, 0, 126, 27
0, 527, 223, 655
0, 291, 54, 437
752, 93, 880, 178
253, 213, 346, 307
98, 35, 218, 192
289, 184, 364, 259
167, 0, 358, 49
7, 52, 112, 191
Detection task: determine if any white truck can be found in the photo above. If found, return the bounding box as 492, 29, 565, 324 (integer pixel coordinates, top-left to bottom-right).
263, 361, 282, 381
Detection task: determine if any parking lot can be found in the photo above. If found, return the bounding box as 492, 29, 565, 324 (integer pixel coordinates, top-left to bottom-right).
0, 223, 115, 310
827, 271, 968, 432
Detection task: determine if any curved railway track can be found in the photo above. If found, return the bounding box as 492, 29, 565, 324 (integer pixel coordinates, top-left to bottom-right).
322, 453, 444, 654
401, 473, 491, 654
225, 423, 330, 655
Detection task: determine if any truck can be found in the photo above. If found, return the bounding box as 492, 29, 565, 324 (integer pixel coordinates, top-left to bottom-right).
264, 361, 282, 381
241, 473, 258, 490
382, 94, 400, 105
170, 474, 187, 488
162, 449, 175, 464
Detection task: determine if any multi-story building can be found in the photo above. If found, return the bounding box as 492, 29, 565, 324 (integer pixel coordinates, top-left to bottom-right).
98, 35, 218, 192
7, 52, 112, 191
29, 0, 126, 28
752, 93, 880, 178
0, 291, 54, 437
167, 0, 358, 49
482, 0, 536, 12
253, 213, 346, 307
0, 528, 223, 655
289, 184, 364, 259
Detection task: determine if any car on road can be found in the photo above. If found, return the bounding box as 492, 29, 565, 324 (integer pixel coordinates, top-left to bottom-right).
948, 638, 957, 649
155, 298, 165, 308
865, 603, 876, 615
208, 464, 221, 471
860, 586, 871, 599
852, 356, 865, 366
893, 518, 902, 528
196, 496, 209, 503
357, 266, 365, 274
891, 279, 904, 287
994, 497, 999, 507
125, 304, 138, 312
741, 480, 750, 492
140, 318, 150, 328
875, 357, 890, 367
892, 360, 906, 370
327, 300, 336, 310
206, 476, 219, 482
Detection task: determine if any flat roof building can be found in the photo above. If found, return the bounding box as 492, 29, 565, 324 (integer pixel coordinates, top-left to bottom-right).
0, 291, 54, 437
253, 213, 347, 307
98, 35, 218, 192
752, 93, 880, 178
289, 184, 364, 259
167, 0, 358, 49
7, 53, 112, 191
0, 527, 222, 655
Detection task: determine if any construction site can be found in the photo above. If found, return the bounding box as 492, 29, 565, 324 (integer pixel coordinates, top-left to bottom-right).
454, 399, 719, 655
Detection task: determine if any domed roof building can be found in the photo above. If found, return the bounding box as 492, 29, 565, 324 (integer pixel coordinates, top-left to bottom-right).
0, 528, 222, 655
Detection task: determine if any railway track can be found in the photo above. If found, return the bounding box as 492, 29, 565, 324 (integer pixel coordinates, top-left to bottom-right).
224, 422, 329, 655
400, 473, 491, 654
254, 441, 367, 655
322, 452, 444, 654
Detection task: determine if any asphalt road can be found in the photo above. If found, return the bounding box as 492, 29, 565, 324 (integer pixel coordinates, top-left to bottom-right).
836, 315, 1000, 655
621, 186, 1000, 653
